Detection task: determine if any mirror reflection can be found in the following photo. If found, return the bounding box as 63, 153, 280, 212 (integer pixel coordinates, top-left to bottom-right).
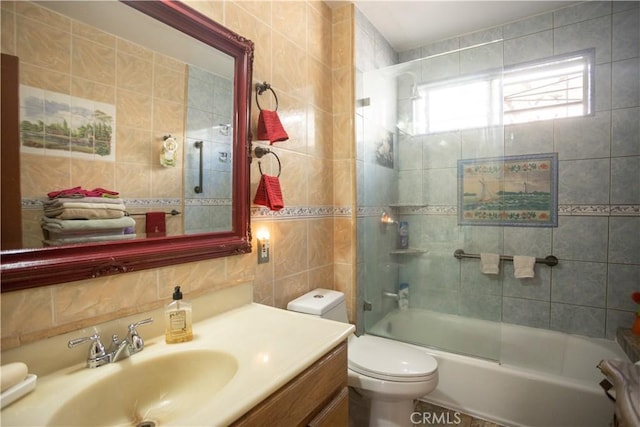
9, 1, 235, 249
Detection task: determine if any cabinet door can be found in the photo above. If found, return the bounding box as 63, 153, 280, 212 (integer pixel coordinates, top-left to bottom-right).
308, 386, 348, 427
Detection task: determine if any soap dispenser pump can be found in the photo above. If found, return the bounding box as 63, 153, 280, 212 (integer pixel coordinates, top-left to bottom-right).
165, 286, 193, 343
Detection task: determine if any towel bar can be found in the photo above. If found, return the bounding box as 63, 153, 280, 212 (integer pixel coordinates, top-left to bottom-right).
453, 249, 558, 267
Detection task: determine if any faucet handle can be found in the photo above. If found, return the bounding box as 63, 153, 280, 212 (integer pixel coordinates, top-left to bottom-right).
127, 317, 153, 353
68, 333, 106, 359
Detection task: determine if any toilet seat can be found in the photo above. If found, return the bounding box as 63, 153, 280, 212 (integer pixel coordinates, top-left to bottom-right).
348, 335, 437, 382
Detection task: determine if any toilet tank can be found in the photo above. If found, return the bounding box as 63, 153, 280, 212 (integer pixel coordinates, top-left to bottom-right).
287, 288, 348, 323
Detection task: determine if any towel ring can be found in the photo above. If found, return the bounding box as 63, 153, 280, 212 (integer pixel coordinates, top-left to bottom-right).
255, 146, 281, 178
255, 81, 279, 111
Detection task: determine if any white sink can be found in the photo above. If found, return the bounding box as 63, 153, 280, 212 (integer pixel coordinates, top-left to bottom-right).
48, 350, 238, 426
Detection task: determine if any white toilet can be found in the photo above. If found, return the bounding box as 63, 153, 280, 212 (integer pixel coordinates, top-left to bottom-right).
287, 288, 438, 427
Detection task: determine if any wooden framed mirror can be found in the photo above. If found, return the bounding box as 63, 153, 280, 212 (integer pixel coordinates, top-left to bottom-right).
0, 1, 254, 292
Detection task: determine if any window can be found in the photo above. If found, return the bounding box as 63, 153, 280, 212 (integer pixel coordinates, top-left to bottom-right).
412, 49, 594, 134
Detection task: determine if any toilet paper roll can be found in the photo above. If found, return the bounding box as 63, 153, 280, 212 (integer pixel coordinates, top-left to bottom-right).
0, 363, 28, 392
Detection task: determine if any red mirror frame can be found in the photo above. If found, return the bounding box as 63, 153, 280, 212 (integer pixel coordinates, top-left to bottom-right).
0, 1, 253, 292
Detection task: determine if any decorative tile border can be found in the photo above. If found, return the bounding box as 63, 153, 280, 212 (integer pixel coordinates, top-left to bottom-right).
22, 198, 181, 209
251, 206, 352, 220
184, 198, 231, 207
355, 204, 640, 218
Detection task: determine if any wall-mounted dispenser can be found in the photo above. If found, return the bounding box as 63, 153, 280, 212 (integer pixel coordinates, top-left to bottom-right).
160, 135, 178, 168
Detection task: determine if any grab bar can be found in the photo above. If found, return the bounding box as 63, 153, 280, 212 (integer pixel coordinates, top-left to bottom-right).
194, 140, 203, 194
453, 249, 558, 267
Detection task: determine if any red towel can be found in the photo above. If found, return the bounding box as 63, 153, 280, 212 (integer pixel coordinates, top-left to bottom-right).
257, 110, 288, 144
253, 175, 284, 211
145, 212, 166, 237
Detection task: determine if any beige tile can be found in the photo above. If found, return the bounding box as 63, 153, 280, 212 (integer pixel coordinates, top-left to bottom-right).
307, 106, 333, 159
232, 1, 271, 26
272, 30, 308, 99
332, 112, 353, 160
273, 220, 308, 279
53, 270, 157, 324
116, 38, 153, 62
115, 126, 152, 165
21, 154, 70, 197
277, 150, 308, 207
21, 63, 70, 93
116, 89, 152, 129
70, 158, 116, 192
274, 271, 309, 309
333, 159, 354, 207
15, 2, 70, 32
152, 98, 185, 135
72, 36, 116, 86
306, 2, 332, 66
154, 64, 186, 103
309, 57, 332, 113
332, 67, 353, 115
1, 9, 16, 55
21, 208, 43, 248
334, 217, 353, 264
332, 19, 352, 70
17, 14, 70, 74
115, 161, 151, 198
72, 20, 115, 48
308, 217, 333, 269
70, 77, 115, 104
308, 264, 334, 290
158, 258, 227, 297
307, 156, 333, 206
116, 50, 152, 94
272, 1, 306, 48
151, 160, 182, 199
0, 286, 53, 339
182, 1, 223, 24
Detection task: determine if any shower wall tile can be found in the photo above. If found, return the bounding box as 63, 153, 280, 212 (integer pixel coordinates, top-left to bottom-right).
607, 263, 640, 311
423, 132, 461, 169
503, 227, 552, 258
611, 107, 640, 156
611, 156, 640, 204
460, 262, 503, 296
503, 30, 553, 66
554, 15, 612, 64
459, 293, 502, 322
554, 112, 611, 160
502, 297, 550, 329
606, 309, 637, 339
419, 50, 460, 83
558, 158, 610, 205
609, 217, 640, 264
460, 126, 504, 159
550, 303, 605, 338
503, 12, 553, 39
420, 289, 459, 315
422, 168, 457, 205
613, 7, 640, 61
551, 261, 607, 307
398, 136, 423, 170
553, 216, 609, 262
502, 264, 551, 301
459, 41, 503, 75
398, 171, 423, 205
553, 1, 612, 27
611, 57, 640, 109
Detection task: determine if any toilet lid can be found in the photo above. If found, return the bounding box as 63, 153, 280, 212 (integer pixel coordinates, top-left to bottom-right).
348, 335, 438, 382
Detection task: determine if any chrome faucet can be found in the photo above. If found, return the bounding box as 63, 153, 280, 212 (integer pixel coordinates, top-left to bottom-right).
68, 318, 153, 368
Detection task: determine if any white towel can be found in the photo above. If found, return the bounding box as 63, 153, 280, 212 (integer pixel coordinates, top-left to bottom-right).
480, 252, 500, 275
514, 255, 536, 279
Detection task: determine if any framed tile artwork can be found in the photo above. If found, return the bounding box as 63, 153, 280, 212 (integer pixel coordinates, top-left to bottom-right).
458, 153, 558, 227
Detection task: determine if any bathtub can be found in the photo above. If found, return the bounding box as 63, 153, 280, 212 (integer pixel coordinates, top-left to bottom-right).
368, 308, 628, 427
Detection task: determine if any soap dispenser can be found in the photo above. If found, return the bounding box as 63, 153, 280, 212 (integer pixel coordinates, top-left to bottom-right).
165, 286, 193, 343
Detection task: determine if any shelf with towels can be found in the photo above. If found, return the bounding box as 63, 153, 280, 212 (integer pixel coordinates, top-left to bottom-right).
453, 249, 558, 267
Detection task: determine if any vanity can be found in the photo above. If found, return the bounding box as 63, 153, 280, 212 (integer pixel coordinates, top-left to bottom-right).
1, 284, 354, 426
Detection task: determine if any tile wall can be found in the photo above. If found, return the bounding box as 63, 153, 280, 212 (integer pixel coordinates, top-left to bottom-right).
357, 1, 639, 339
0, 1, 356, 350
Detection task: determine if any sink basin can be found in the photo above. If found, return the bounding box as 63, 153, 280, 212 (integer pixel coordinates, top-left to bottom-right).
48, 350, 238, 427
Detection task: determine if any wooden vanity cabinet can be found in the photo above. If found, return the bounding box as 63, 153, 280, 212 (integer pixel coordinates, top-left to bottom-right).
232, 341, 348, 427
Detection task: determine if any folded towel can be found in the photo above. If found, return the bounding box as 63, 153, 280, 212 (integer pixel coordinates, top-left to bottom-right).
514, 255, 536, 279
145, 212, 166, 238
480, 252, 500, 275
53, 208, 125, 220
257, 110, 288, 144
44, 234, 137, 246
44, 197, 124, 207
47, 186, 119, 199
253, 174, 284, 211
41, 216, 136, 232
44, 202, 126, 218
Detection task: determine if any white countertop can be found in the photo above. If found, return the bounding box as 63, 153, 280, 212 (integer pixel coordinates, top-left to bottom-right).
0, 302, 354, 426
